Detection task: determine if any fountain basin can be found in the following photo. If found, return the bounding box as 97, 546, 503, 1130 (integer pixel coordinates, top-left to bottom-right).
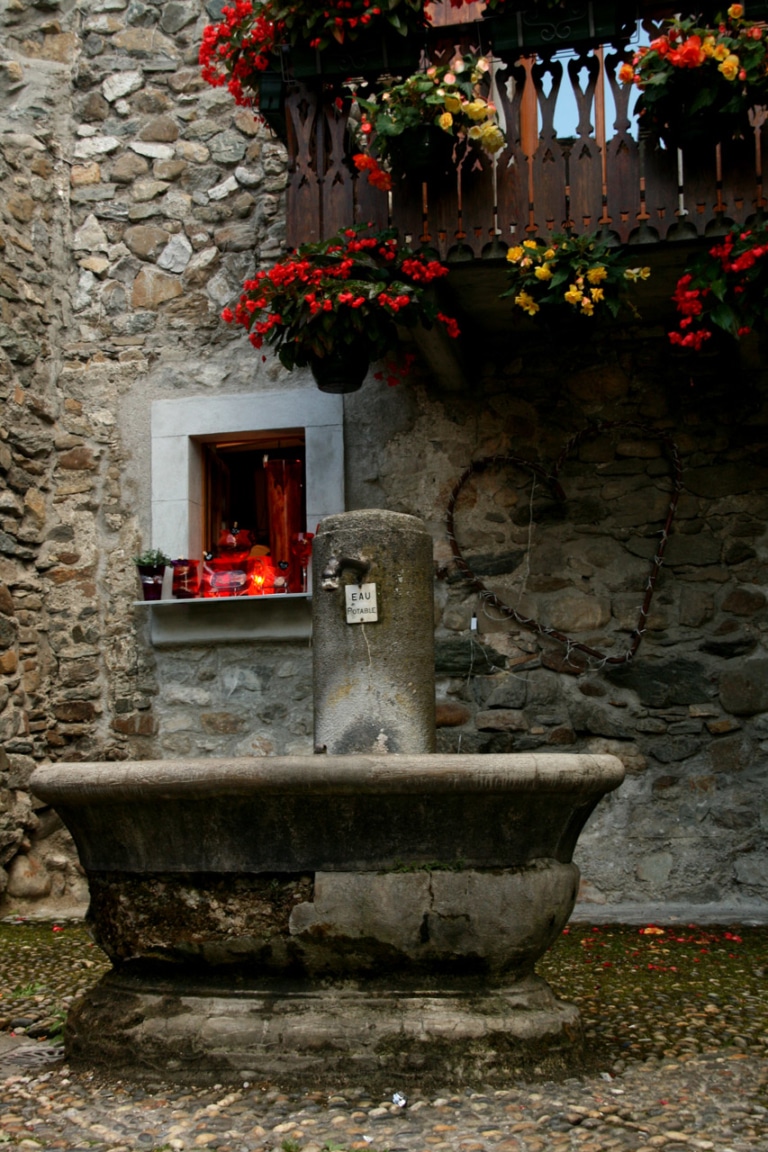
31, 752, 624, 1083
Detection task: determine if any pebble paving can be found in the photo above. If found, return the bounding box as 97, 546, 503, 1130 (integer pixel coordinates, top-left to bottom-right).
1, 921, 767, 1152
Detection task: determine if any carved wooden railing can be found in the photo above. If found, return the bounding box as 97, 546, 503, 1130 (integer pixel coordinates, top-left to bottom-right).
284, 17, 768, 259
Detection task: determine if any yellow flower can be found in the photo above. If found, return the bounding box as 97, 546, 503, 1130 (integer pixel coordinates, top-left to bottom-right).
590, 286, 604, 302
479, 123, 505, 153
728, 3, 744, 17
564, 284, 583, 305
523, 239, 538, 249
534, 264, 553, 280
702, 35, 716, 57
514, 291, 540, 316
507, 246, 524, 263
544, 248, 556, 260
465, 99, 489, 121
438, 112, 454, 132
718, 54, 740, 81
713, 43, 730, 61
586, 265, 608, 284
625, 266, 651, 282
444, 95, 461, 113
581, 298, 595, 316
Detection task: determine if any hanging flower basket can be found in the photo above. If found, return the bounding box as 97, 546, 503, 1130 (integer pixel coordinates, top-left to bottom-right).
386, 123, 457, 180
349, 52, 505, 190
669, 220, 768, 351
309, 340, 371, 393
620, 5, 768, 149
222, 226, 460, 391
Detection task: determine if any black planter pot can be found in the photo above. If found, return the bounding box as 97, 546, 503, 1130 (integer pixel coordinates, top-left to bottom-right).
386, 124, 456, 181
309, 343, 370, 393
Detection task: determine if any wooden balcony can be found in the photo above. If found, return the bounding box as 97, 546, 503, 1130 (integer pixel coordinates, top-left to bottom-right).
276, 3, 768, 387
281, 8, 768, 257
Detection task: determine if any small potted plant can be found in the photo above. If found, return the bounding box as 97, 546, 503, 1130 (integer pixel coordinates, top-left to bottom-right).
502, 232, 650, 322
669, 220, 768, 351
619, 4, 768, 149
350, 52, 506, 186
222, 225, 460, 392
134, 548, 171, 602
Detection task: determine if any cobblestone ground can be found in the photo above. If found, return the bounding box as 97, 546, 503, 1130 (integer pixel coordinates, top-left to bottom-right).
1, 920, 766, 1151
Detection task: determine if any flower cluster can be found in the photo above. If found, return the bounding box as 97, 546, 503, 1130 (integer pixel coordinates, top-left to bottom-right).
223, 226, 459, 375
200, 0, 484, 107
619, 5, 768, 144
669, 221, 768, 350
503, 233, 650, 320
350, 52, 505, 180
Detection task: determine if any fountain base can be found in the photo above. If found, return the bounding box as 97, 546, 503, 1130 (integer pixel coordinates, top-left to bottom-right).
31, 753, 623, 1085
66, 969, 582, 1086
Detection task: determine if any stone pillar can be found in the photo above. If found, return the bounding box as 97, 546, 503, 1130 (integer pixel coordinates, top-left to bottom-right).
312, 510, 435, 754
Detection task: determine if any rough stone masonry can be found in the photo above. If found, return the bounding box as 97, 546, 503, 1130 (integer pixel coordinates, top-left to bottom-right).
0, 0, 767, 919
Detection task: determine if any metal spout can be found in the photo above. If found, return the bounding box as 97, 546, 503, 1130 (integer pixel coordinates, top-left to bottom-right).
321, 554, 370, 590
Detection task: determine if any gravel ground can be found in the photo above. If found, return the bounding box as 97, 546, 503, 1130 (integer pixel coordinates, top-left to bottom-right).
0, 919, 767, 1151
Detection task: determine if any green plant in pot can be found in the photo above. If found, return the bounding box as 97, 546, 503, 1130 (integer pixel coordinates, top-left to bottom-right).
620, 4, 768, 150
350, 52, 506, 186
222, 226, 460, 392
134, 548, 171, 602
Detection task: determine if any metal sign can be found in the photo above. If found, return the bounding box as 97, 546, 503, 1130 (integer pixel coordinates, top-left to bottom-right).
345, 583, 378, 624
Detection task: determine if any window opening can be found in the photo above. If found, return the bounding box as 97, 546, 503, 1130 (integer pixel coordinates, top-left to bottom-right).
197, 431, 308, 598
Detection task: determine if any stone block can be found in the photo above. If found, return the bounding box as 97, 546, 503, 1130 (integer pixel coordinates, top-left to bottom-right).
606, 657, 715, 708
58, 447, 96, 471
720, 659, 768, 716
6, 852, 51, 899
0, 615, 18, 649
138, 115, 179, 143
0, 585, 15, 616
435, 702, 471, 728
545, 591, 610, 633
636, 851, 673, 886
131, 266, 183, 307
685, 464, 768, 498
475, 709, 528, 732
473, 671, 527, 710
721, 587, 767, 615
708, 733, 749, 774
209, 130, 247, 165
734, 853, 768, 891
664, 533, 722, 567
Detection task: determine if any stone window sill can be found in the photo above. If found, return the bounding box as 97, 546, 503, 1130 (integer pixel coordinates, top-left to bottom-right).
135, 594, 312, 647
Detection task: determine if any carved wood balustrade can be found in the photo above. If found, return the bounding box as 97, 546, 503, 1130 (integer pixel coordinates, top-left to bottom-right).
283, 17, 768, 260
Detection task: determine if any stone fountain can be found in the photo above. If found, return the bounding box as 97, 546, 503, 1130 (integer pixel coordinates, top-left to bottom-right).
30, 511, 624, 1085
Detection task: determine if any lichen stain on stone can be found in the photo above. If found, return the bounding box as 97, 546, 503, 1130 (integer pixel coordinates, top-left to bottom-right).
87, 872, 314, 963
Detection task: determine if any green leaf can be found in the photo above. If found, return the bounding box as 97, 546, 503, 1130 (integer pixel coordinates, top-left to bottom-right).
709, 302, 738, 334
689, 87, 716, 116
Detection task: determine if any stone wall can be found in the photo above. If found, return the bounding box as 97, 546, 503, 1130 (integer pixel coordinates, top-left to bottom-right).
1, 0, 767, 917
